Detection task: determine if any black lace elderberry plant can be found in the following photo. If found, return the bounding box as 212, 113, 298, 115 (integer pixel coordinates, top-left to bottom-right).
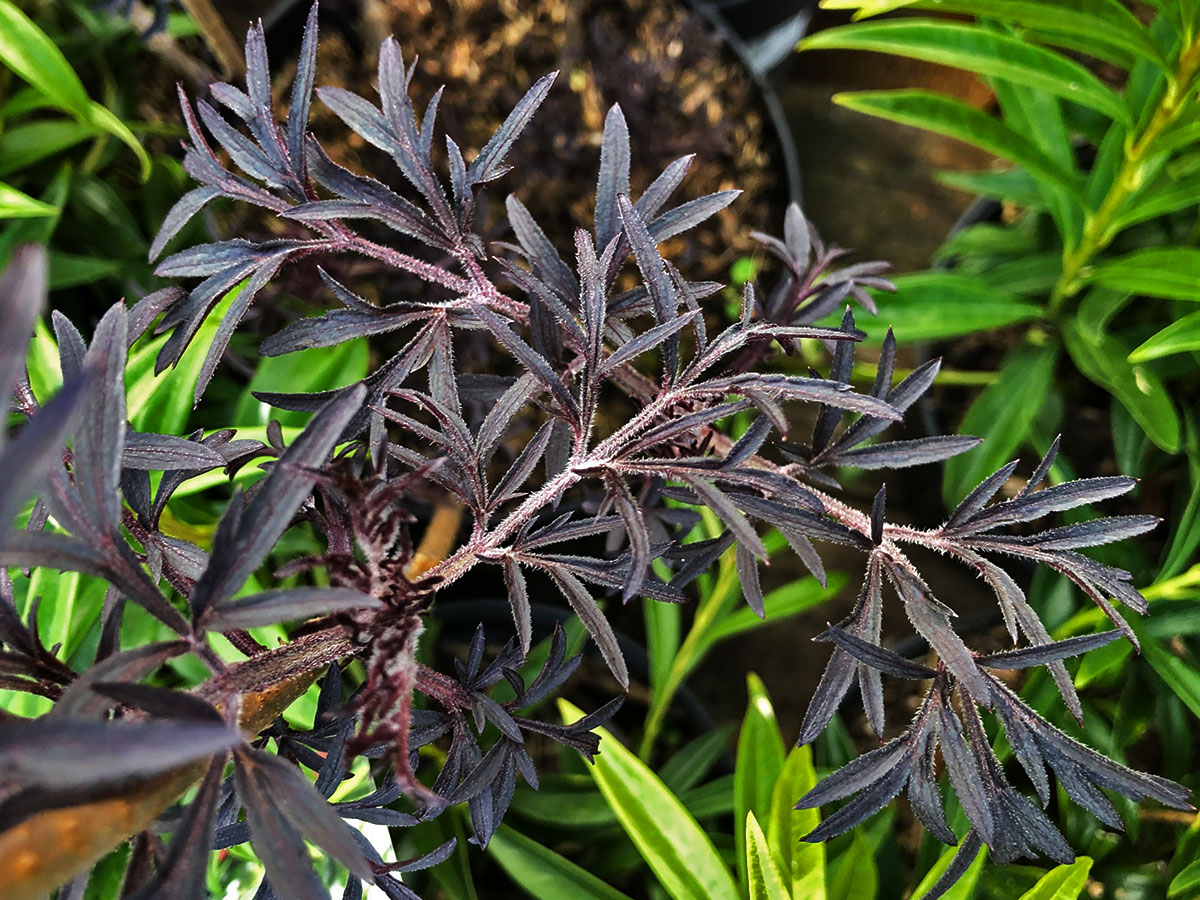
0, 5, 1189, 900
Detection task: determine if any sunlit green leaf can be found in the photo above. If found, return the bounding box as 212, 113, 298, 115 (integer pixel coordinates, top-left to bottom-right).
833, 90, 1084, 201
745, 812, 790, 900
735, 674, 785, 889
1129, 309, 1200, 362
0, 181, 56, 218
1016, 857, 1093, 900
489, 824, 636, 900
1090, 248, 1200, 301
768, 746, 825, 900
560, 700, 739, 900
1063, 320, 1179, 452
803, 21, 1129, 124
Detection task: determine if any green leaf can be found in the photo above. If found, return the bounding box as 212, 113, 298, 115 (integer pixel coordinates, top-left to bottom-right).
1016, 858, 1093, 900
0, 1, 149, 178
832, 90, 1084, 202
0, 181, 56, 218
829, 272, 1041, 344
1169, 857, 1200, 898
942, 340, 1056, 510
0, 120, 100, 177
84, 101, 152, 180
706, 573, 846, 644
735, 674, 786, 889
745, 812, 790, 900
827, 832, 877, 900
768, 747, 825, 900
1135, 624, 1200, 721
129, 285, 245, 435
560, 699, 739, 900
820, 0, 923, 18
0, 1, 91, 117
48, 251, 122, 290
911, 838, 987, 900
644, 591, 680, 696
234, 339, 370, 427
978, 253, 1063, 297
1129, 309, 1200, 361
660, 726, 735, 794
1114, 172, 1200, 231
802, 21, 1129, 125
1090, 248, 1200, 301
905, 0, 1167, 69
1063, 320, 1180, 452
488, 824, 636, 900
935, 168, 1044, 205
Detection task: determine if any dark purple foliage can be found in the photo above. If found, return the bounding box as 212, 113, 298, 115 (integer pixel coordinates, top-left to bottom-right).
0, 5, 1186, 899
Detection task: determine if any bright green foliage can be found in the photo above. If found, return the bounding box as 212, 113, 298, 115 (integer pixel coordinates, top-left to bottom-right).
1016, 858, 1093, 900
560, 700, 740, 900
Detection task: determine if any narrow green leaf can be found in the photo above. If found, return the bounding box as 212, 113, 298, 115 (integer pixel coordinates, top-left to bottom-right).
1169, 857, 1200, 898
833, 90, 1084, 201
1129, 309, 1200, 362
84, 100, 152, 180
0, 182, 56, 218
1063, 320, 1179, 452
1016, 857, 1093, 900
911, 838, 987, 900
829, 272, 1042, 344
1115, 172, 1200, 231
1090, 248, 1200, 301
942, 341, 1056, 510
803, 21, 1129, 125
48, 251, 122, 290
827, 832, 877, 900
935, 168, 1044, 205
1135, 625, 1200, 721
768, 746, 825, 900
644, 592, 680, 696
0, 1, 149, 178
707, 573, 846, 644
129, 284, 245, 435
735, 674, 786, 889
660, 726, 735, 794
560, 699, 739, 900
489, 824, 636, 900
234, 338, 369, 427
906, 0, 1167, 69
0, 120, 99, 177
746, 812, 790, 900
0, 1, 91, 116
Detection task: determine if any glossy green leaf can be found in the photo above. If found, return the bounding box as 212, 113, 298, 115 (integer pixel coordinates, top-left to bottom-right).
942, 340, 1057, 509
820, 0, 922, 18
834, 272, 1041, 343
905, 0, 1166, 68
1129, 309, 1200, 362
660, 726, 735, 794
935, 168, 1044, 205
0, 181, 56, 218
1169, 857, 1200, 898
234, 339, 369, 427
0, 1, 149, 178
827, 832, 877, 900
560, 699, 739, 900
706, 573, 846, 644
1016, 857, 1093, 900
1090, 248, 1200, 301
768, 746, 825, 900
129, 285, 244, 435
1115, 172, 1200, 231
911, 838, 986, 900
1063, 320, 1179, 452
0, 120, 100, 177
745, 812, 790, 900
735, 674, 786, 889
0, 1, 91, 117
488, 824, 636, 900
644, 590, 680, 695
803, 21, 1129, 124
48, 251, 122, 290
833, 90, 1084, 201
